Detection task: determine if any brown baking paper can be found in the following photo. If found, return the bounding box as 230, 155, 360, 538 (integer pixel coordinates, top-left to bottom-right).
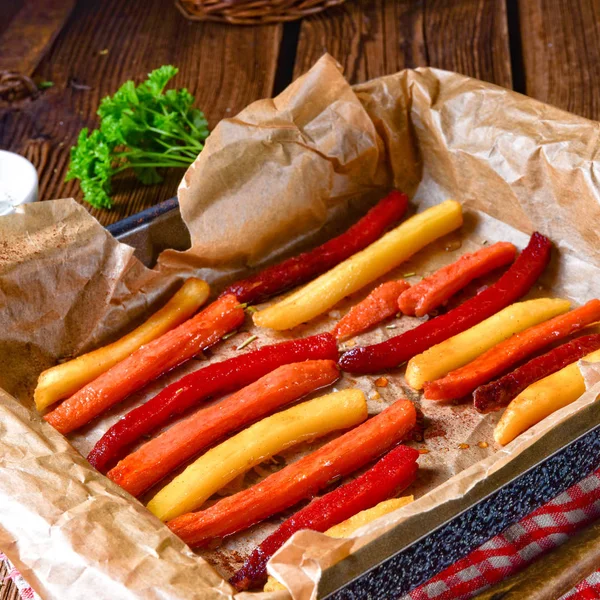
2, 54, 600, 600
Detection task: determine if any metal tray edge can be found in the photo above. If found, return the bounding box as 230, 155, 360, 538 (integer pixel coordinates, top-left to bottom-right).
107, 204, 600, 599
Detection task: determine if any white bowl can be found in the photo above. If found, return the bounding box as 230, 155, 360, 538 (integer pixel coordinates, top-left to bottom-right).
0, 150, 38, 216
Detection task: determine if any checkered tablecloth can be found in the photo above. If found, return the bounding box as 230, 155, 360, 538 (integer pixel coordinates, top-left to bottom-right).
405, 466, 600, 600
3, 468, 600, 600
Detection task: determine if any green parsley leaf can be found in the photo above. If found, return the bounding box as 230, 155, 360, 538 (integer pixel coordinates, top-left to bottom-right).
66, 65, 209, 209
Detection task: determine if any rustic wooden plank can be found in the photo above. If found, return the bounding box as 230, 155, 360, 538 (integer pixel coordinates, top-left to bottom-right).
293, 1, 426, 81
0, 0, 77, 75
293, 0, 512, 88
424, 0, 512, 88
519, 0, 600, 120
0, 559, 21, 600
0, 1, 23, 38
0, 0, 282, 225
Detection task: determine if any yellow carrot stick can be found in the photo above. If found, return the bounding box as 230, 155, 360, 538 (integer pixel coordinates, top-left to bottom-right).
494, 348, 600, 445
34, 278, 210, 411
253, 200, 463, 331
147, 389, 368, 522
405, 298, 571, 391
264, 496, 414, 593
325, 496, 414, 538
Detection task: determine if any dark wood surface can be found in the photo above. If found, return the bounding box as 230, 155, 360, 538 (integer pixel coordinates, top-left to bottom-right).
1, 0, 282, 224
519, 0, 600, 120
0, 560, 19, 600
0, 0, 77, 75
0, 0, 599, 597
293, 0, 513, 87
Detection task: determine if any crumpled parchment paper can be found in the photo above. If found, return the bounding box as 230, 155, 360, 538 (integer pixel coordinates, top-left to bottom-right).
1, 54, 600, 600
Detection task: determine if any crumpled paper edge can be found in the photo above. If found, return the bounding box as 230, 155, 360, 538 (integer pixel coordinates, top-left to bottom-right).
267, 360, 600, 600
2, 53, 600, 600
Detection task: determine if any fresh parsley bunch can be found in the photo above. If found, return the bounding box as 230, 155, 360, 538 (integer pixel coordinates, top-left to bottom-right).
66, 65, 209, 209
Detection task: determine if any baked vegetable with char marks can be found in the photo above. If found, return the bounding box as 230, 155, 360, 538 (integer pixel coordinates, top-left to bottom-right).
230, 444, 418, 591
253, 200, 463, 331
223, 190, 409, 305
426, 300, 600, 401
107, 360, 340, 496
398, 241, 516, 317
340, 232, 552, 374
44, 294, 245, 434
474, 334, 600, 413
87, 333, 338, 472
167, 398, 417, 548
147, 389, 368, 522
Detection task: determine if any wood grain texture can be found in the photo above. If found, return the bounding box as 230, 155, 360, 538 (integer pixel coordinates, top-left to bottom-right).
0, 560, 20, 600
0, 0, 281, 224
1, 2, 600, 600
0, 1, 23, 38
0, 0, 77, 75
519, 0, 600, 120
293, 0, 512, 88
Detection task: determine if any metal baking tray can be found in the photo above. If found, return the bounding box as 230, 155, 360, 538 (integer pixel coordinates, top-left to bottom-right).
108, 199, 600, 599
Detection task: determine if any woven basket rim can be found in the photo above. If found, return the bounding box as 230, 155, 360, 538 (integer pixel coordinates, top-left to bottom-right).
176, 0, 346, 25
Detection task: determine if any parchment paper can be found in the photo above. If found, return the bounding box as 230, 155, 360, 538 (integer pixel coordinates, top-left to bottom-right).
1, 54, 600, 600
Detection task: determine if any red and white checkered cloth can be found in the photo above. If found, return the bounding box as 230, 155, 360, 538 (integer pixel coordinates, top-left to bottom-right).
3, 468, 600, 599
0, 554, 38, 600
405, 466, 600, 600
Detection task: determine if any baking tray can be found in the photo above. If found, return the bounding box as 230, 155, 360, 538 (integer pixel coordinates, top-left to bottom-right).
106, 197, 190, 264
108, 199, 600, 599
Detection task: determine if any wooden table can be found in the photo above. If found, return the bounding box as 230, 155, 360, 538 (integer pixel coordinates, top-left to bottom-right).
0, 0, 599, 597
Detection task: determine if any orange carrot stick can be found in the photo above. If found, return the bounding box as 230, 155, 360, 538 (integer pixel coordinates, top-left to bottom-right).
424, 299, 600, 401
332, 280, 410, 341
44, 295, 245, 435
167, 398, 416, 548
398, 242, 517, 317
34, 278, 210, 412
108, 360, 340, 497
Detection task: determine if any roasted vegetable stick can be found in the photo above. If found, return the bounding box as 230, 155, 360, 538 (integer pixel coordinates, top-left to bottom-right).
325, 496, 414, 538
494, 347, 600, 446
405, 298, 570, 390
263, 496, 414, 592
253, 200, 463, 331
148, 390, 368, 521
44, 294, 244, 435
88, 333, 338, 473
340, 232, 552, 374
475, 334, 600, 413
426, 300, 600, 401
167, 398, 417, 548
108, 360, 340, 496
332, 280, 410, 341
223, 191, 408, 304
34, 278, 210, 412
230, 444, 418, 590
398, 242, 516, 317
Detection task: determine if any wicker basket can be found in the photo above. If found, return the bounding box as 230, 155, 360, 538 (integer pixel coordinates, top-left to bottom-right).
176, 0, 346, 24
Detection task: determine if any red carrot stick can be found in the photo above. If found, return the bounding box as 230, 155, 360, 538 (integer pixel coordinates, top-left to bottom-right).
167, 398, 416, 548
474, 334, 600, 413
44, 295, 244, 435
230, 444, 418, 590
222, 191, 408, 304
425, 300, 600, 401
332, 280, 410, 341
107, 360, 340, 497
398, 242, 517, 317
88, 333, 338, 473
339, 233, 552, 374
